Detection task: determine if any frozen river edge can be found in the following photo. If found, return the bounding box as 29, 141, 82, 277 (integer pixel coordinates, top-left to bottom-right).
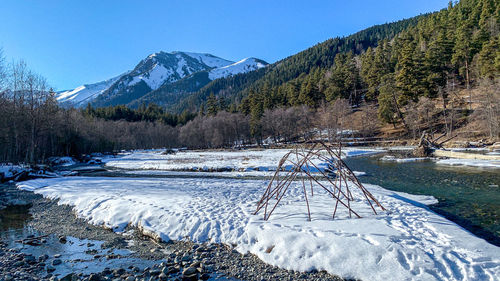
11, 148, 500, 280
18, 174, 500, 281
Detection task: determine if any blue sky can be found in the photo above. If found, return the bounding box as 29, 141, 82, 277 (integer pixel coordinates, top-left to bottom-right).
0, 0, 450, 90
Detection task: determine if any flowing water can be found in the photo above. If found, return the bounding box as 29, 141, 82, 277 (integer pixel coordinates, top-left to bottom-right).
0, 185, 156, 278
345, 155, 500, 246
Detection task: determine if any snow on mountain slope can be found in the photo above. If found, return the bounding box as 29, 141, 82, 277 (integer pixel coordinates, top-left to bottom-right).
59, 51, 267, 108
108, 51, 228, 92
180, 52, 234, 68
209, 57, 267, 80
132, 64, 174, 91
56, 73, 126, 107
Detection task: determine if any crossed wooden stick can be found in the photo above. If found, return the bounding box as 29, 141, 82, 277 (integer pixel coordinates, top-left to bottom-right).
254, 141, 385, 221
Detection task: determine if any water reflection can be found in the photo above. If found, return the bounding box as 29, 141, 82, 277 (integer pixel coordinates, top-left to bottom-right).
0, 204, 32, 232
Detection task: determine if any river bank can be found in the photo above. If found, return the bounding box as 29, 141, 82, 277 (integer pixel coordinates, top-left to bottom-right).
1, 146, 499, 280
0, 183, 346, 281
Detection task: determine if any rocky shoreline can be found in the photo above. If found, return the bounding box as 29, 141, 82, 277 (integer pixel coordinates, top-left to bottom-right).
0, 184, 348, 281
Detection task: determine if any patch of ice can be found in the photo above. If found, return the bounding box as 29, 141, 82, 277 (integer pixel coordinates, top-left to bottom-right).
435, 158, 500, 169
18, 177, 500, 281
380, 155, 429, 163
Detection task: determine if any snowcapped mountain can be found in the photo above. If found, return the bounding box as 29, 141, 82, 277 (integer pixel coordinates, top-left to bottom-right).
56, 73, 126, 107
126, 57, 268, 110
209, 58, 267, 80
56, 51, 267, 108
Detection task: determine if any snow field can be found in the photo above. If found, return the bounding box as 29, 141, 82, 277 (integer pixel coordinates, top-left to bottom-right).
18, 176, 500, 281
103, 148, 385, 172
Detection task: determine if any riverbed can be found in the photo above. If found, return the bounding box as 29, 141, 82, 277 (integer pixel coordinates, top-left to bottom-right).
1, 148, 499, 280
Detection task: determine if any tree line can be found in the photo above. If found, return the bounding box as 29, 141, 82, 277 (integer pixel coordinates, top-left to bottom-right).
0, 48, 378, 163
83, 103, 196, 127
0, 51, 358, 163
0, 52, 179, 163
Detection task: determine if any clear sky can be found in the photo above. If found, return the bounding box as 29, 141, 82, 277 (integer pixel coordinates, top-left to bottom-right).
0, 0, 450, 90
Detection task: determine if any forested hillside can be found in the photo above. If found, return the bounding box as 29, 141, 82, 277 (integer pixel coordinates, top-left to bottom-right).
191, 0, 499, 140
171, 14, 424, 113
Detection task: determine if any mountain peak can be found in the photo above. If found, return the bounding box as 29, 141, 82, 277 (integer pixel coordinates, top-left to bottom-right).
55, 51, 266, 108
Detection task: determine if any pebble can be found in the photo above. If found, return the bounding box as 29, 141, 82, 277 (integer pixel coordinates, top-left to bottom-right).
46, 265, 56, 272
181, 254, 192, 262
61, 273, 76, 281
183, 266, 198, 276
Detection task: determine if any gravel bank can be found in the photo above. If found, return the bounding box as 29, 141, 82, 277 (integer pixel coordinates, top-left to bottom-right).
0, 183, 348, 281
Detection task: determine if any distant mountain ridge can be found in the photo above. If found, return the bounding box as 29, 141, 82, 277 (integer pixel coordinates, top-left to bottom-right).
56, 73, 127, 107
56, 51, 268, 108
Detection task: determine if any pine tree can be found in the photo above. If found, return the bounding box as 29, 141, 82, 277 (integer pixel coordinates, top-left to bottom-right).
298, 76, 322, 107
360, 47, 377, 100
324, 52, 361, 103
239, 97, 251, 115
248, 89, 264, 141
395, 35, 427, 103
218, 96, 228, 112
479, 36, 500, 79
378, 74, 409, 130
198, 104, 205, 117
452, 22, 474, 90
286, 80, 301, 106
424, 28, 454, 95
206, 93, 219, 116
84, 103, 94, 117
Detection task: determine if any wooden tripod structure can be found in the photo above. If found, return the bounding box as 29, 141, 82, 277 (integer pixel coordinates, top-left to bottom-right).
254, 141, 385, 221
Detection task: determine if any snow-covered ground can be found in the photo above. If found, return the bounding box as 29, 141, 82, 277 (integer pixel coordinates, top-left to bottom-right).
104, 148, 385, 172
123, 169, 367, 178
13, 149, 500, 280
18, 176, 500, 281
